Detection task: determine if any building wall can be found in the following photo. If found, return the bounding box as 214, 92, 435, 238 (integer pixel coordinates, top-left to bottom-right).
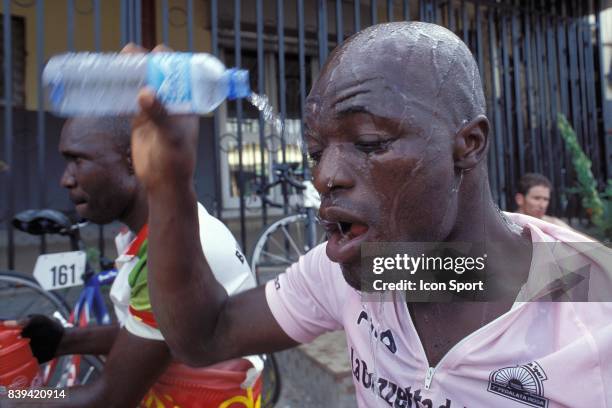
0, 0, 213, 111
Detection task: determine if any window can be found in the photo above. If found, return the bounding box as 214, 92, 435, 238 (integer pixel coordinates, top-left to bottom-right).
0, 15, 26, 108
219, 48, 315, 211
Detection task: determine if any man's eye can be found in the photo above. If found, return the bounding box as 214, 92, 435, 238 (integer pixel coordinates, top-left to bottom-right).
307, 151, 322, 167
355, 140, 393, 154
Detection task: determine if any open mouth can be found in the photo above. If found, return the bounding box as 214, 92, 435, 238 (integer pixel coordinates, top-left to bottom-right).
71, 197, 88, 212
321, 219, 369, 241
319, 211, 370, 263
69, 193, 87, 207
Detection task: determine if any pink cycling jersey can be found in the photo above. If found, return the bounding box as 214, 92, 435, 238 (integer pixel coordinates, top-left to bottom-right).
266, 213, 612, 407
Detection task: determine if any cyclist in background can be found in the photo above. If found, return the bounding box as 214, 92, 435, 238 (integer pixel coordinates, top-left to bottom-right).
11, 115, 261, 407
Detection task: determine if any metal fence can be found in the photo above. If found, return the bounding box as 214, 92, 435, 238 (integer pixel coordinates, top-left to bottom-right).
1, 0, 610, 268
214, 0, 610, 254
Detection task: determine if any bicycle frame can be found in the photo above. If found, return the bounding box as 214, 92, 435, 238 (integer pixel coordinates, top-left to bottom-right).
41, 268, 117, 387
72, 269, 117, 326
255, 163, 320, 250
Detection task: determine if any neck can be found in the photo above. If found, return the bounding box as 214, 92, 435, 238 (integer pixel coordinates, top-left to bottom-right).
121, 186, 148, 233
445, 169, 532, 298
445, 169, 520, 244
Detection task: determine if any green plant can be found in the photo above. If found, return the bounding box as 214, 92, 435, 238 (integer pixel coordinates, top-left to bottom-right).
86, 246, 101, 269
557, 114, 612, 240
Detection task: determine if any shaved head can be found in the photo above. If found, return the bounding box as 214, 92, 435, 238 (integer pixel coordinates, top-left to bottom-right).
308, 21, 486, 135
67, 116, 132, 154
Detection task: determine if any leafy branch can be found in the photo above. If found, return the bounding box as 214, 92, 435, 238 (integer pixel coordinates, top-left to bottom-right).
557, 114, 612, 240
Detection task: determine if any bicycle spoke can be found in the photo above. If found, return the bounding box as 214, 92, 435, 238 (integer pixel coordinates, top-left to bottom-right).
0, 273, 70, 320
260, 250, 295, 265
295, 220, 305, 251
266, 235, 291, 254
280, 224, 303, 256
251, 214, 320, 286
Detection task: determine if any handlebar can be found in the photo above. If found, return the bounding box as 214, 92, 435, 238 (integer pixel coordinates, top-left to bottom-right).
255, 163, 307, 208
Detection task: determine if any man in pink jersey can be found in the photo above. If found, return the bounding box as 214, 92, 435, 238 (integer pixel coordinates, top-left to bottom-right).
130, 23, 611, 407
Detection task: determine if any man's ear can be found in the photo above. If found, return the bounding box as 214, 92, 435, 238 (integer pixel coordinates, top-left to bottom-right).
453, 115, 489, 170
515, 193, 525, 208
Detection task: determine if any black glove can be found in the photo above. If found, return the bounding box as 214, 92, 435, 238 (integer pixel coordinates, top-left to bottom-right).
20, 315, 64, 364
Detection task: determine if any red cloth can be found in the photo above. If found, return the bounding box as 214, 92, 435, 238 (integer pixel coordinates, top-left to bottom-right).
140, 358, 262, 408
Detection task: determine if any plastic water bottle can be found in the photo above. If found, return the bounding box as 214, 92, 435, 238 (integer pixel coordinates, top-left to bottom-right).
42, 52, 251, 116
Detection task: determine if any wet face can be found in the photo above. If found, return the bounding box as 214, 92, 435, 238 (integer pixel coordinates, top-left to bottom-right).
306, 34, 462, 289
516, 185, 550, 219
59, 118, 136, 225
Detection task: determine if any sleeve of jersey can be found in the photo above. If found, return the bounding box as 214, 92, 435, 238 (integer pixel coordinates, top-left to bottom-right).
197, 204, 256, 295
265, 244, 345, 344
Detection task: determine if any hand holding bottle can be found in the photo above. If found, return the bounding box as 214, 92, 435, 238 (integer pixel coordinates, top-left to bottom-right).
124, 44, 200, 193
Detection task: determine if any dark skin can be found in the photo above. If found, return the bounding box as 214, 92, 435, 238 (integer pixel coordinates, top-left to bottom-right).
134, 23, 532, 371
9, 111, 171, 406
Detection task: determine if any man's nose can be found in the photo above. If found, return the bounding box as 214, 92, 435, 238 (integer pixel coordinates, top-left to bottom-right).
312, 144, 354, 195
60, 168, 76, 189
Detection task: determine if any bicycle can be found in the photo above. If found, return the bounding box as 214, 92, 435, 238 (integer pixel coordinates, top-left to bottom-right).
0, 208, 117, 387
250, 162, 325, 285
247, 162, 325, 408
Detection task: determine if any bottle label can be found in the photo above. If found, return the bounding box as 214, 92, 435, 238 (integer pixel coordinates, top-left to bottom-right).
146, 53, 193, 110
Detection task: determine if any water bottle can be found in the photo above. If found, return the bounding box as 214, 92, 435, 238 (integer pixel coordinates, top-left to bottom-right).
42, 52, 251, 116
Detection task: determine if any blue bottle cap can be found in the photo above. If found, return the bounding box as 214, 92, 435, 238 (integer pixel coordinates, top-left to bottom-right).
227, 68, 251, 100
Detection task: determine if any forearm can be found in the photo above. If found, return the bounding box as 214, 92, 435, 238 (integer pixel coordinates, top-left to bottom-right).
57, 324, 119, 356
147, 183, 228, 364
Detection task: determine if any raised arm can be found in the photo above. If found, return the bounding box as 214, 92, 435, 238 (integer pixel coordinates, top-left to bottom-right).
131, 58, 297, 366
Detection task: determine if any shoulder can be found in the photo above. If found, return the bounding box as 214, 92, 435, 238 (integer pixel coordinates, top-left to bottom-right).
196, 203, 254, 294
292, 242, 346, 287
265, 242, 350, 342
542, 215, 570, 229
506, 212, 612, 302
271, 242, 351, 311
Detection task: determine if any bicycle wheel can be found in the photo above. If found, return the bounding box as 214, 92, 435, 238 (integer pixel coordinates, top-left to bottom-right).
250, 214, 326, 285
261, 353, 281, 408
0, 271, 103, 386
0, 271, 71, 321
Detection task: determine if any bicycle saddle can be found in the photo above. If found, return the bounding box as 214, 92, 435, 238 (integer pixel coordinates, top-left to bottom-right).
12, 209, 74, 236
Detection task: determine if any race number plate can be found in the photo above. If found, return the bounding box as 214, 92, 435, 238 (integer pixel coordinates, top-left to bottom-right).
33, 251, 86, 290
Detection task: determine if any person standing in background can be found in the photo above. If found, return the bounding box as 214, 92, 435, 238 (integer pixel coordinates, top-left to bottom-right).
515, 173, 572, 228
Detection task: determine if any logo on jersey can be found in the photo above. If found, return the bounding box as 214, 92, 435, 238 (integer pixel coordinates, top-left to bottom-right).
357, 310, 397, 354
234, 243, 245, 264
487, 361, 549, 408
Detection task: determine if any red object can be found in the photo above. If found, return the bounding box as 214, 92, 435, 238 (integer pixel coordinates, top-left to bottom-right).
141, 359, 262, 408
0, 324, 41, 391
